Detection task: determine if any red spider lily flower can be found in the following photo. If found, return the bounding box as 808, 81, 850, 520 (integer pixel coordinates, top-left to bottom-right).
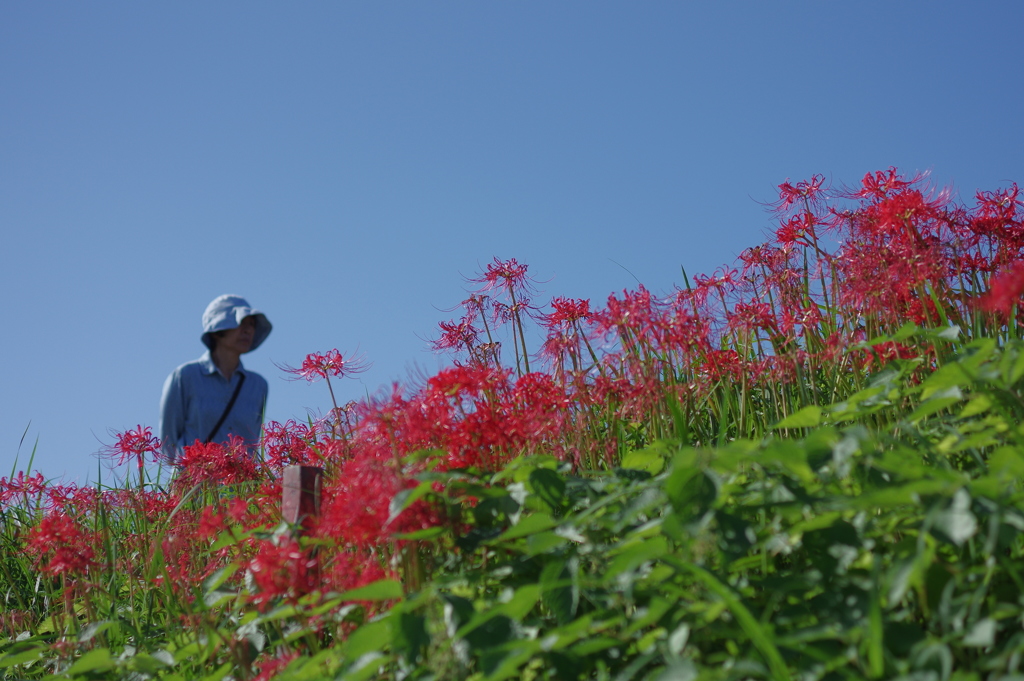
699, 349, 748, 383
727, 302, 777, 334
859, 341, 921, 370
461, 293, 489, 314
323, 548, 389, 596
43, 482, 85, 511
175, 437, 260, 486
509, 372, 571, 444
775, 174, 826, 213
470, 257, 534, 295
980, 261, 1024, 316
431, 318, 480, 353
540, 332, 582, 372
261, 419, 325, 469
253, 651, 300, 681
227, 497, 250, 524
594, 286, 659, 339
852, 167, 916, 199
247, 537, 318, 608
854, 189, 948, 240
491, 298, 535, 325
0, 470, 47, 509
775, 213, 818, 247
976, 183, 1023, 219
197, 507, 227, 541
281, 349, 370, 382
105, 425, 161, 468
426, 364, 509, 399
689, 268, 740, 311
128, 489, 177, 523
974, 183, 1024, 215
25, 511, 96, 576
317, 453, 400, 546
971, 183, 1024, 238
544, 297, 592, 328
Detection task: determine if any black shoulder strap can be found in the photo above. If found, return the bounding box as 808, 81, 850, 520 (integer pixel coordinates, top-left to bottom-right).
205, 373, 246, 443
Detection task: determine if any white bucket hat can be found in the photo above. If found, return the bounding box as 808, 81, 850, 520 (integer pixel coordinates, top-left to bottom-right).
200, 294, 272, 352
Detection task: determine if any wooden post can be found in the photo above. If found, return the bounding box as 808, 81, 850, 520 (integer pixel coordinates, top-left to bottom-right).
282, 465, 323, 534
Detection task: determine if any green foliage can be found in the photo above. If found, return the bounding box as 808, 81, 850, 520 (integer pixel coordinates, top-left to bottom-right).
5, 332, 1024, 679
287, 332, 1024, 681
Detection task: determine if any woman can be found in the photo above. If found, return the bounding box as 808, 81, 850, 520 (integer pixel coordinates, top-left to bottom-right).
159, 294, 272, 464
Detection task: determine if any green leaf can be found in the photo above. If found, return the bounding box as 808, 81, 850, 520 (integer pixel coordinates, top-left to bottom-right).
131, 651, 175, 675
605, 536, 668, 581
988, 446, 1024, 479
454, 586, 541, 648
393, 612, 428, 664
570, 634, 619, 656
621, 446, 666, 475
210, 526, 257, 551
343, 619, 392, 660
481, 644, 537, 680
78, 620, 117, 643
773, 405, 822, 429
1006, 343, 1024, 384
0, 647, 47, 669
524, 530, 568, 556
203, 563, 239, 592
625, 596, 673, 636
893, 320, 920, 341
665, 468, 717, 523
919, 364, 972, 399
392, 526, 445, 541
341, 652, 387, 681
472, 490, 522, 529
932, 489, 977, 547
849, 479, 953, 510
388, 480, 433, 525
199, 661, 233, 681
666, 558, 792, 681
959, 395, 992, 418
461, 614, 515, 652
528, 468, 566, 513
497, 584, 542, 621
909, 386, 963, 421
67, 648, 115, 675
256, 604, 300, 624
492, 512, 557, 542
203, 590, 236, 608
962, 618, 996, 647
933, 324, 961, 341
867, 565, 884, 679
339, 579, 403, 602
540, 560, 577, 626
961, 337, 997, 370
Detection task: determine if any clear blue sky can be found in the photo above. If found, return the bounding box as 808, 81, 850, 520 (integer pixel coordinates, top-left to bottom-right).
2, 2, 1021, 483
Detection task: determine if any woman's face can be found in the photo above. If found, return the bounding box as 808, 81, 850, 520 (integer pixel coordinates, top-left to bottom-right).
218, 316, 257, 354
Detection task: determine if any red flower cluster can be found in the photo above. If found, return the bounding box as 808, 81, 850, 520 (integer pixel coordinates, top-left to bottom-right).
980, 262, 1024, 316
247, 537, 318, 608
107, 425, 161, 466
176, 438, 260, 487
25, 511, 96, 576
282, 349, 370, 382
0, 470, 47, 509
471, 257, 534, 295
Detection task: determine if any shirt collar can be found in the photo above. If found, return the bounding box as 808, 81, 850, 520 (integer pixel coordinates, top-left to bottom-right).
199, 350, 246, 378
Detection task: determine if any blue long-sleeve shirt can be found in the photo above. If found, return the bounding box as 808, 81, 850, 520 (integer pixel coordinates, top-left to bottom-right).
159, 352, 268, 463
